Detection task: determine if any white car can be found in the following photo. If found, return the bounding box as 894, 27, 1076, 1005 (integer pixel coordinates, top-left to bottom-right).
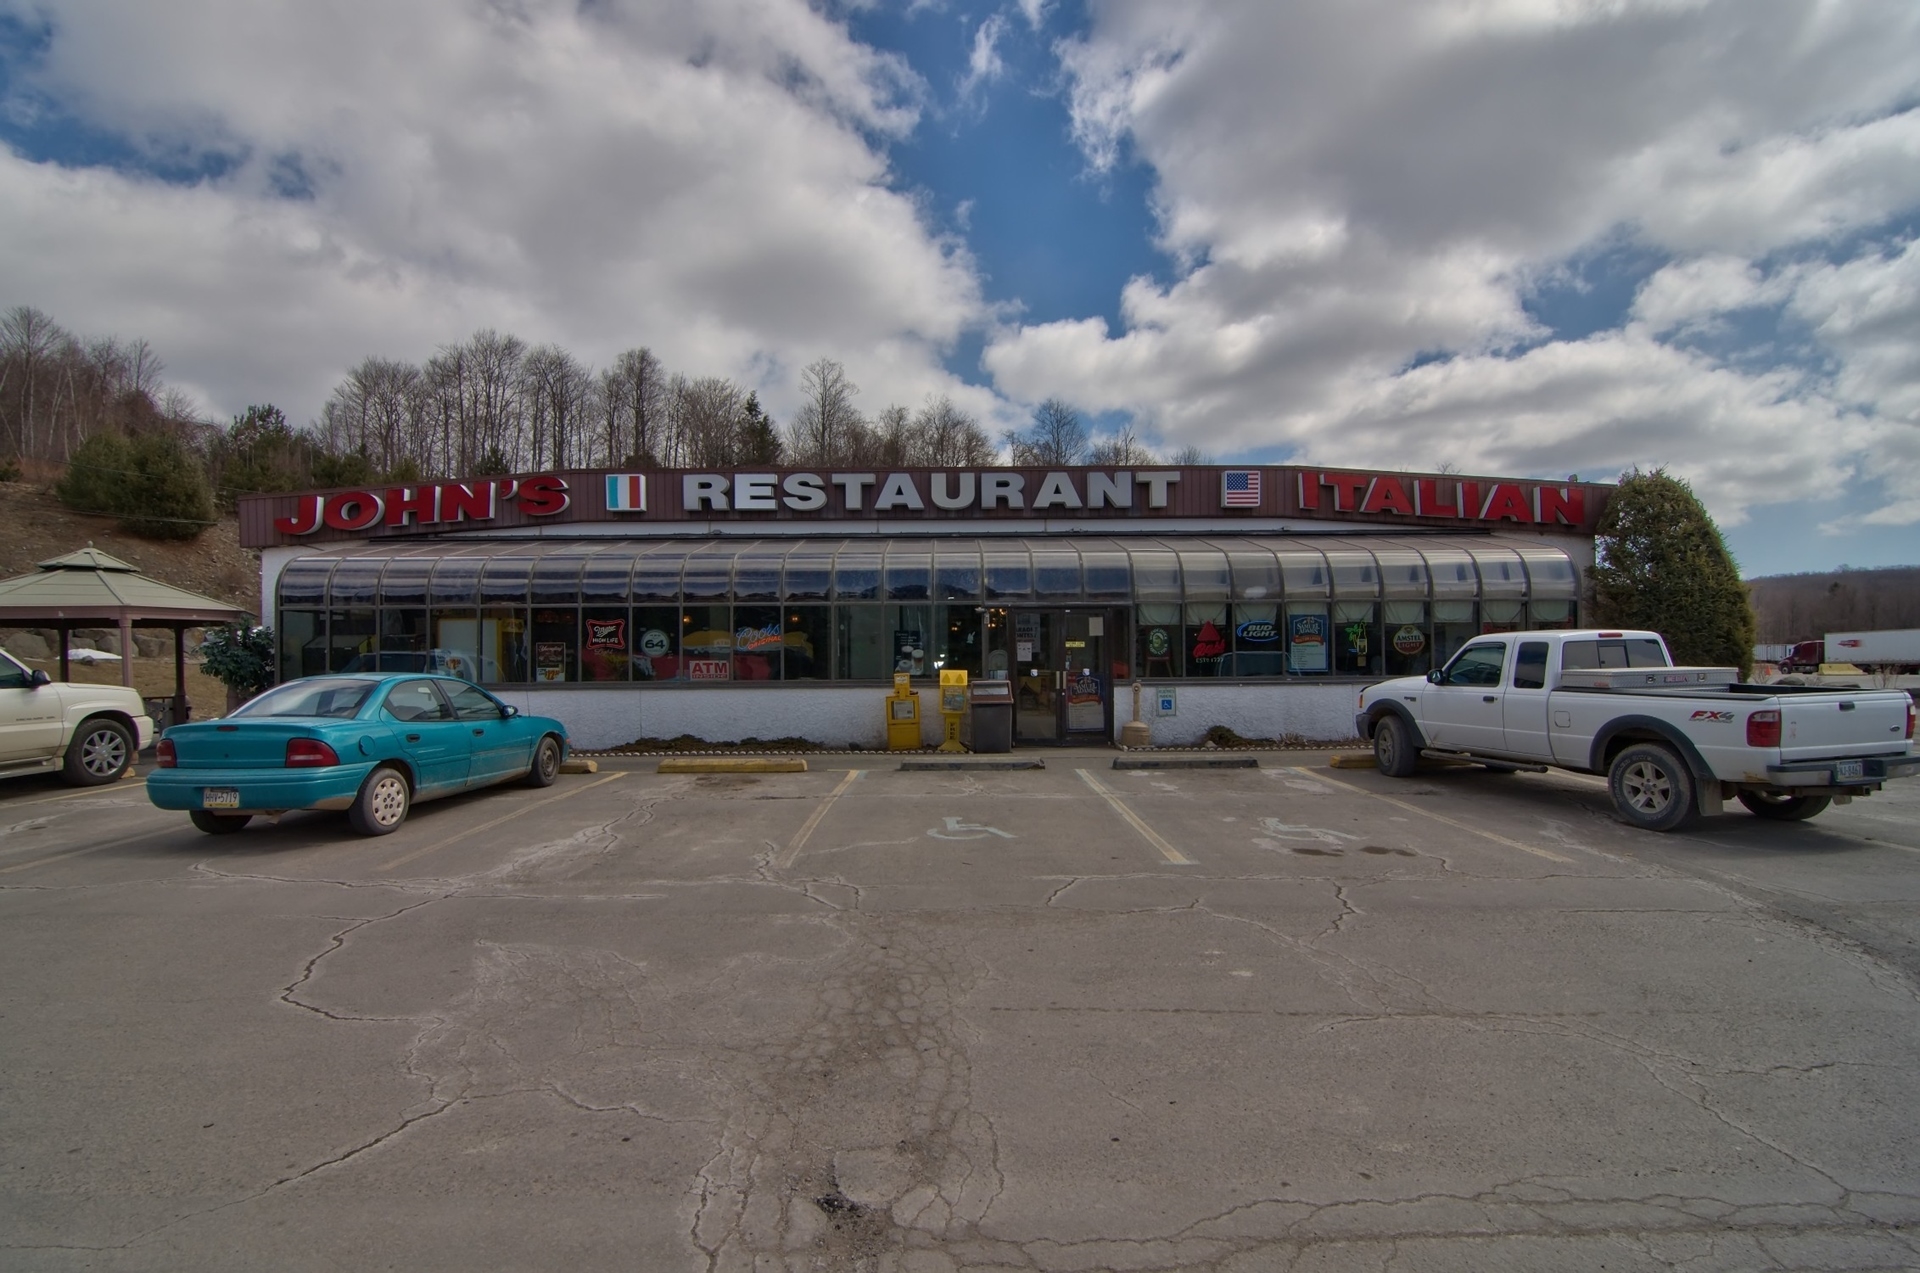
0, 648, 155, 785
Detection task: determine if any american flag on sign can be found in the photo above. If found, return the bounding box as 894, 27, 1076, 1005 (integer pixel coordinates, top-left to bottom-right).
1222, 469, 1262, 507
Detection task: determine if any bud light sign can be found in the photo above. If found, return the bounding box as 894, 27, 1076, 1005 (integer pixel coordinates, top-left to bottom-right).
1236, 620, 1279, 643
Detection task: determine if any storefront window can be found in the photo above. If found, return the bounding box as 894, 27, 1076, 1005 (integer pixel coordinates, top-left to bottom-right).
531, 608, 578, 682
580, 607, 631, 681
1184, 602, 1229, 678
982, 549, 1030, 600
378, 614, 432, 668
681, 605, 733, 681
1529, 600, 1574, 629
1285, 603, 1331, 675
479, 607, 528, 682
1136, 605, 1181, 678
1333, 601, 1378, 676
837, 606, 889, 680
279, 610, 323, 681
632, 606, 681, 680
833, 552, 882, 601
328, 609, 377, 671
931, 604, 983, 677
1382, 601, 1431, 676
933, 548, 981, 601
782, 606, 831, 679
431, 608, 479, 679
1433, 600, 1478, 665
888, 604, 933, 676
1232, 603, 1286, 677
732, 605, 784, 680
1480, 599, 1524, 634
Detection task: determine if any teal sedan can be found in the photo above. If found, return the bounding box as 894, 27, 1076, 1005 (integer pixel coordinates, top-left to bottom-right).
148, 674, 569, 836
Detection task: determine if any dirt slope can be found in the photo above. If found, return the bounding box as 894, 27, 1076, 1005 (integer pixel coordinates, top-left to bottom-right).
0, 479, 257, 610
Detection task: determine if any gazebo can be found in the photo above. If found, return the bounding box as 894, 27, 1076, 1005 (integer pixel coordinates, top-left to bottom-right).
0, 546, 250, 724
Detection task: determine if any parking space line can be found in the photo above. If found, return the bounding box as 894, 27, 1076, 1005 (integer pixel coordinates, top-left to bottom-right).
0, 827, 178, 875
1294, 767, 1573, 863
3, 779, 148, 809
375, 773, 626, 873
1076, 768, 1195, 865
778, 769, 863, 869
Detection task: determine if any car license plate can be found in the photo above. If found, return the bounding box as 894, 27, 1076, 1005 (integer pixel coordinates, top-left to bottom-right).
202, 788, 241, 809
1834, 760, 1864, 783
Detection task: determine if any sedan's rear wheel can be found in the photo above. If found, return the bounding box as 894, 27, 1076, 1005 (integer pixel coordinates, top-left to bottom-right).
190, 810, 253, 835
1736, 790, 1832, 822
1608, 742, 1700, 832
63, 718, 133, 786
348, 766, 411, 836
524, 735, 562, 788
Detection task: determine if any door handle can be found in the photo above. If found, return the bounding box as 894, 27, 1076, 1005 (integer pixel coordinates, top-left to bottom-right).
473, 728, 485, 735
1482, 695, 1498, 702
406, 733, 421, 742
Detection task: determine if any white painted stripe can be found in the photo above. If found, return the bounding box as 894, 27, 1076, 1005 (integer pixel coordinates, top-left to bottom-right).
1076, 768, 1195, 865
1294, 767, 1573, 863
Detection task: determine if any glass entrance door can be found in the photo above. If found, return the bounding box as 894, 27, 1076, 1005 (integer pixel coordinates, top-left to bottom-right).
990, 609, 1111, 744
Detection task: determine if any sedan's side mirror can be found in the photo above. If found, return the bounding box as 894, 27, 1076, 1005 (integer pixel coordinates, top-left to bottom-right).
500, 704, 519, 718
29, 669, 51, 688
1426, 669, 1444, 685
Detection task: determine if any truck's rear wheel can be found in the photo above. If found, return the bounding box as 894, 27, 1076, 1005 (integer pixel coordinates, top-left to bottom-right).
1736, 791, 1831, 822
1373, 715, 1417, 778
1608, 742, 1700, 832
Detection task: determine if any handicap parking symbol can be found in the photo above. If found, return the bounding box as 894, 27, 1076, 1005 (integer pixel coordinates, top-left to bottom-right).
927, 816, 1016, 841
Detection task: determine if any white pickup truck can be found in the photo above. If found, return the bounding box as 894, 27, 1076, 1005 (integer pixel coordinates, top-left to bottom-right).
0, 648, 154, 785
1356, 629, 1919, 831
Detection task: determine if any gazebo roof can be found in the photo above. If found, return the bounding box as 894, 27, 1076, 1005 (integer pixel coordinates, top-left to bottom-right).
0, 544, 248, 624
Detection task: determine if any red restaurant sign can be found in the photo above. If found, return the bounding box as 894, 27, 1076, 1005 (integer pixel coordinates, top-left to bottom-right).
241, 465, 1606, 547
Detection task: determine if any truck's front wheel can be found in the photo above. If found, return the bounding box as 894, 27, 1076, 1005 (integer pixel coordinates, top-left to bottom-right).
1608, 742, 1700, 832
1373, 715, 1418, 778
1736, 791, 1831, 822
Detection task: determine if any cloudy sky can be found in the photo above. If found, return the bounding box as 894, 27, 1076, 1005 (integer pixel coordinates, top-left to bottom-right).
3, 0, 1917, 576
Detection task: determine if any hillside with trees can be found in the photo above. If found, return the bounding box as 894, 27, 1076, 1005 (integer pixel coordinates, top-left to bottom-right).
1748, 566, 1920, 643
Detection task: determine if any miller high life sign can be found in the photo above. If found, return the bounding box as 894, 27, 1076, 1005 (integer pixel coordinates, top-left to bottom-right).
241, 465, 1607, 548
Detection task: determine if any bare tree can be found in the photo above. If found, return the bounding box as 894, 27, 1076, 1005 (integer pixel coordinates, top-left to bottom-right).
869, 404, 916, 466
914, 395, 995, 465
522, 345, 594, 470
602, 347, 666, 465
786, 358, 862, 465
1088, 423, 1156, 465
1005, 397, 1088, 466
1168, 444, 1210, 465
670, 375, 749, 468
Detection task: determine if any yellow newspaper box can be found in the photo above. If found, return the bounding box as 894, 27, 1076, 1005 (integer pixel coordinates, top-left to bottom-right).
885, 672, 921, 750
937, 669, 968, 752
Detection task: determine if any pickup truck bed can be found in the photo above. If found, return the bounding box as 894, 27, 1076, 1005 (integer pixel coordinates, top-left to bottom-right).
1357, 630, 1919, 831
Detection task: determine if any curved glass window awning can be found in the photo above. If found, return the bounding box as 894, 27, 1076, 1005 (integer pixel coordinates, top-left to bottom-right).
279, 535, 1580, 609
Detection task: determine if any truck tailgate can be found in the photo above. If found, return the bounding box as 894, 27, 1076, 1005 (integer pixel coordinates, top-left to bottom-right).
1779, 694, 1911, 760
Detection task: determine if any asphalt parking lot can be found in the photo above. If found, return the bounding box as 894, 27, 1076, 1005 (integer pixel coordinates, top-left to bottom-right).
4, 750, 1920, 1272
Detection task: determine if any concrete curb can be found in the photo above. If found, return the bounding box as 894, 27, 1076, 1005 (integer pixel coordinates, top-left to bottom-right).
658, 757, 810, 774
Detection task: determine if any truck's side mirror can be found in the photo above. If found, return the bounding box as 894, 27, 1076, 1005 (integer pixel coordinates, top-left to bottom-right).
29, 669, 51, 688
1426, 669, 1444, 685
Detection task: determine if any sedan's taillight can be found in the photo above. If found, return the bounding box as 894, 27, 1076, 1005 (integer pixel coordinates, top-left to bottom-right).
285, 739, 341, 768
1747, 709, 1782, 748
156, 738, 177, 768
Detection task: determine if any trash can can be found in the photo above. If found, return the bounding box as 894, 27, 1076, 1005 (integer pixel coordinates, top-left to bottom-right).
969, 680, 1014, 754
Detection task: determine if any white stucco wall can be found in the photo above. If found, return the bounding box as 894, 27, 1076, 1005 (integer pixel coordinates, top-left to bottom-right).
488, 682, 1364, 750
1111, 682, 1364, 746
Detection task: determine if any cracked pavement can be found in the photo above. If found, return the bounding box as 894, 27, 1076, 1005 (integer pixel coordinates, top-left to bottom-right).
3, 750, 1919, 1271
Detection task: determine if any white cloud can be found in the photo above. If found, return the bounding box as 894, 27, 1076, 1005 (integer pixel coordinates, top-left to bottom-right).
0, 0, 990, 424
958, 13, 1008, 100
992, 0, 1920, 534
1017, 0, 1050, 31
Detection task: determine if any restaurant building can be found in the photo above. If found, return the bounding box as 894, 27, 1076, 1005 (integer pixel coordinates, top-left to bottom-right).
237, 465, 1610, 749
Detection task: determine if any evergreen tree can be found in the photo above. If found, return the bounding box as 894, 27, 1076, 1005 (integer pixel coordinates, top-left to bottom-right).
55, 430, 134, 515
737, 392, 782, 464
212, 404, 310, 509
1591, 468, 1755, 676
118, 430, 215, 539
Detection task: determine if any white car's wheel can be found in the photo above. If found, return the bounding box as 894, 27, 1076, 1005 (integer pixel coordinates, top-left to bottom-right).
64, 718, 134, 786
1608, 742, 1700, 832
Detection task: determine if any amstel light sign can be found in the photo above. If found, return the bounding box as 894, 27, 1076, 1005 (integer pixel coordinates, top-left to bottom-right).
241, 465, 1607, 548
